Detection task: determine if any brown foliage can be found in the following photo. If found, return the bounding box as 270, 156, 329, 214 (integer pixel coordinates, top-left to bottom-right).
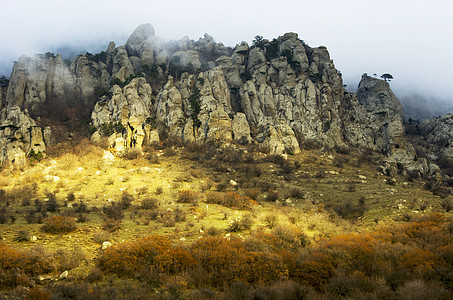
177, 190, 198, 203
41, 216, 76, 234
98, 235, 194, 277
0, 244, 53, 277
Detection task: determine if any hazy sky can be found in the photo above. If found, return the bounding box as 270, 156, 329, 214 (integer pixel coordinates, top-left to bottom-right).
1, 0, 452, 99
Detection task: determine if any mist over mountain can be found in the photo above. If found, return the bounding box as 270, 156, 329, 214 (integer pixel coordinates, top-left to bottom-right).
1, 35, 452, 122
0, 22, 436, 179
397, 93, 453, 121
1, 2, 453, 297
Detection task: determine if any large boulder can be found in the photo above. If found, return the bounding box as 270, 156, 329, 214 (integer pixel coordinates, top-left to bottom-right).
125, 23, 155, 67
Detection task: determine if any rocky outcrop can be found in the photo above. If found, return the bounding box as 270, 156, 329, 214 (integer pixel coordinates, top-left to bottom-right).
125, 23, 155, 68
1, 79, 9, 109
154, 68, 235, 143
350, 75, 428, 175
91, 77, 157, 151
420, 114, 453, 145
0, 106, 46, 165
416, 114, 453, 165
0, 23, 444, 176
86, 28, 437, 166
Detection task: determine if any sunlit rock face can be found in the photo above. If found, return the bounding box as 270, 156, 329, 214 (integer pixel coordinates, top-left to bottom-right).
0, 23, 438, 176
0, 106, 46, 165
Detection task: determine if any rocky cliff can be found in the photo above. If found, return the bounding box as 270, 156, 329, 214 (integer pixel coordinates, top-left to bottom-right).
413, 114, 453, 170
0, 24, 436, 176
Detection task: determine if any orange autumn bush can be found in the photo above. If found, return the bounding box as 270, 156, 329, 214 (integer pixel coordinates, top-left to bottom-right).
222, 192, 256, 210
87, 213, 451, 294
243, 252, 288, 283
398, 249, 436, 273
286, 251, 337, 290
190, 236, 289, 287
206, 191, 256, 210
156, 246, 196, 274
41, 216, 76, 234
177, 190, 198, 203
0, 244, 53, 277
323, 233, 378, 275
190, 236, 247, 286
98, 235, 172, 276
377, 213, 450, 247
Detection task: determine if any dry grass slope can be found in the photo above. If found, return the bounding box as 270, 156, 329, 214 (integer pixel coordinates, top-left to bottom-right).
0, 140, 452, 298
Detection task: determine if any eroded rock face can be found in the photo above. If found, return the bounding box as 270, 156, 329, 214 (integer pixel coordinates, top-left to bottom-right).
1, 23, 443, 176
0, 106, 46, 165
417, 114, 453, 165
126, 23, 155, 69
91, 77, 154, 151
154, 69, 234, 143
352, 75, 428, 175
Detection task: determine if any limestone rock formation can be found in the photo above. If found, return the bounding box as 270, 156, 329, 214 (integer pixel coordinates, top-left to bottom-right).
154, 69, 235, 143
352, 75, 427, 175
0, 23, 447, 177
125, 23, 155, 65
0, 106, 46, 165
416, 114, 453, 165
91, 77, 154, 151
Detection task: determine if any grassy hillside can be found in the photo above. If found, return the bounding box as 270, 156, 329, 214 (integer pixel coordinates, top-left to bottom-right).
0, 140, 452, 299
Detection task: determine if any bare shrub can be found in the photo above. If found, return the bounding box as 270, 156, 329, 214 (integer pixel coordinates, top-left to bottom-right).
205, 226, 222, 236
93, 231, 112, 244
174, 207, 186, 222
229, 214, 254, 232
141, 197, 159, 209
15, 230, 30, 242
66, 192, 76, 202
177, 190, 197, 203
162, 213, 175, 227
123, 148, 142, 160
163, 147, 177, 156
44, 192, 59, 213
266, 190, 280, 202
102, 203, 124, 220
273, 224, 310, 249
85, 268, 104, 283
24, 210, 43, 224
245, 188, 260, 200
326, 272, 380, 298
241, 165, 262, 178
72, 200, 89, 213
120, 192, 134, 209
41, 216, 76, 234
102, 220, 122, 232
441, 198, 452, 212
76, 213, 89, 223
155, 186, 164, 195
289, 187, 305, 199
346, 182, 357, 192
136, 186, 148, 195
54, 246, 86, 271
396, 279, 450, 300
145, 151, 160, 163
264, 215, 278, 229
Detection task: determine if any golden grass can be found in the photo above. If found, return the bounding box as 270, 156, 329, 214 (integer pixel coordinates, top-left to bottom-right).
0, 140, 451, 296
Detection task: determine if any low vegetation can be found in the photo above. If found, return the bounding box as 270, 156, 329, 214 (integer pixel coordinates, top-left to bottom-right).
0, 139, 452, 298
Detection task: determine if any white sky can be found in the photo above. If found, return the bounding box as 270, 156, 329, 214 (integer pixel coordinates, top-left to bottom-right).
1, 0, 452, 99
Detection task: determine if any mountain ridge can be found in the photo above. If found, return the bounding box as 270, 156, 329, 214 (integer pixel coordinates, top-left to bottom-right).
0, 23, 451, 181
